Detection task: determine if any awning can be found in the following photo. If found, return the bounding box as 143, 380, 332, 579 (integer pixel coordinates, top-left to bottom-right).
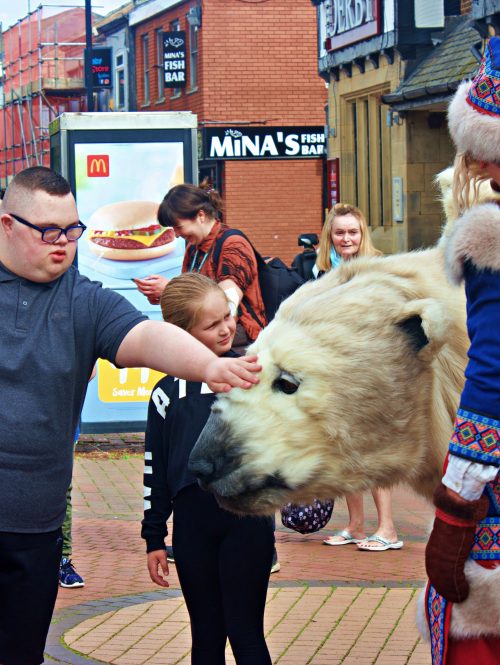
382, 16, 482, 112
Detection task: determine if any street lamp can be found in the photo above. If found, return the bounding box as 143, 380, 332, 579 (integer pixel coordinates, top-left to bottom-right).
85, 0, 94, 112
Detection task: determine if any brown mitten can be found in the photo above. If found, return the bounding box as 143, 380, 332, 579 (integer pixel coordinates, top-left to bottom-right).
425, 483, 489, 603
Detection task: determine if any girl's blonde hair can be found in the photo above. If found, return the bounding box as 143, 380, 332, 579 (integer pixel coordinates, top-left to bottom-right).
316, 203, 382, 272
160, 273, 227, 331
451, 152, 491, 217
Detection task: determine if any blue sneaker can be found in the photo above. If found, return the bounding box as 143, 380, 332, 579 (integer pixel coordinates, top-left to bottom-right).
59, 557, 85, 588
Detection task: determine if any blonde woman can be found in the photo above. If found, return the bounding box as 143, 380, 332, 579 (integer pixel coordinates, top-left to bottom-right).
315, 203, 402, 551
313, 202, 381, 277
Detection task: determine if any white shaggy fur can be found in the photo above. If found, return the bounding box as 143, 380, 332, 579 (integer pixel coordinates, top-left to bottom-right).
417, 562, 500, 641
191, 248, 468, 511
436, 168, 500, 248
445, 203, 500, 284
448, 81, 500, 163
189, 171, 499, 642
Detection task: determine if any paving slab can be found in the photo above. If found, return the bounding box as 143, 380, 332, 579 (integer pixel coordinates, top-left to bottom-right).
43, 455, 434, 664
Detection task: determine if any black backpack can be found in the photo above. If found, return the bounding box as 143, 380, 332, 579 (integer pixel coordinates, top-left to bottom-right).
291, 249, 317, 281
212, 229, 305, 323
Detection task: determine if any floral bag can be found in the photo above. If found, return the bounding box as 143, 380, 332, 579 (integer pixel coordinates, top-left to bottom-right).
280, 498, 334, 534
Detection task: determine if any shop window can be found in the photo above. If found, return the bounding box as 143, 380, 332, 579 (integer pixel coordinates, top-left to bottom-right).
114, 52, 126, 110
142, 33, 150, 104
170, 19, 181, 98
348, 93, 391, 227
189, 23, 198, 91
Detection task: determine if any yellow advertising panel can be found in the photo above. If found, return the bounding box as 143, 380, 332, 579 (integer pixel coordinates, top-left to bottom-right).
97, 358, 165, 403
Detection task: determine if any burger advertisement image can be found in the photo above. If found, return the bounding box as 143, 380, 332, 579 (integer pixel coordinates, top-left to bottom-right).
87, 200, 176, 262
74, 141, 185, 289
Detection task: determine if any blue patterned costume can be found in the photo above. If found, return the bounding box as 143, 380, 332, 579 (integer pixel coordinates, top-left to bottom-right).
425, 202, 500, 665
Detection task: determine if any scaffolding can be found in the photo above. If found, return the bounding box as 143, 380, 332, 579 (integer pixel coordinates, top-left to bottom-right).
0, 5, 88, 189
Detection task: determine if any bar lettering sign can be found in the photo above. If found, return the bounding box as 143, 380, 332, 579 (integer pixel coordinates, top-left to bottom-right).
203, 127, 326, 160
163, 31, 186, 88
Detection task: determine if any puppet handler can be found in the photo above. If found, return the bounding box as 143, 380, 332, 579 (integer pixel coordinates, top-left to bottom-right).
419, 37, 500, 665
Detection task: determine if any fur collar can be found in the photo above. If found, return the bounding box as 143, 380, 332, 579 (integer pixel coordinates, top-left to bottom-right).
444, 203, 500, 285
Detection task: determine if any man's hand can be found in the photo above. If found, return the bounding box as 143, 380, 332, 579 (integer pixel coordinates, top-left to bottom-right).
147, 550, 170, 587
134, 275, 169, 305
425, 483, 488, 603
205, 355, 261, 393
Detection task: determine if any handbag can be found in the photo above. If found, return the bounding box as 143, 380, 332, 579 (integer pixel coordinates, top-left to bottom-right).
280, 498, 334, 534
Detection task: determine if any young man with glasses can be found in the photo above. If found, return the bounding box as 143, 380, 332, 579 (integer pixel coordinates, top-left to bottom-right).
0, 166, 260, 665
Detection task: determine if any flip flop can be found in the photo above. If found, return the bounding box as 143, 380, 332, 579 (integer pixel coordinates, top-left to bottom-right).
356, 535, 404, 551
323, 529, 363, 546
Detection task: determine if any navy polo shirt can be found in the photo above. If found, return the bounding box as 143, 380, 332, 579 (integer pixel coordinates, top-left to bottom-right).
0, 262, 147, 533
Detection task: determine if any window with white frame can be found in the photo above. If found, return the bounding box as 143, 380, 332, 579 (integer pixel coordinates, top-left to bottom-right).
114, 51, 126, 110
142, 33, 150, 104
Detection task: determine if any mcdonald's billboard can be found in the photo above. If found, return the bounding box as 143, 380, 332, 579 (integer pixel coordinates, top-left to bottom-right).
49, 110, 198, 432
87, 154, 109, 177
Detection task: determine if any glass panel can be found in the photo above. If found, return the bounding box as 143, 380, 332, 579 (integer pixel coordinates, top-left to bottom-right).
142, 34, 150, 103
189, 24, 198, 89
156, 29, 163, 99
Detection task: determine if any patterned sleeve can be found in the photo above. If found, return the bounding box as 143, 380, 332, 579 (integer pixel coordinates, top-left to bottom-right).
215, 235, 258, 293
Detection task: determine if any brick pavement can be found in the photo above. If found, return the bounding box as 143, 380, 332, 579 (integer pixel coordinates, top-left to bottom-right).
44, 453, 434, 665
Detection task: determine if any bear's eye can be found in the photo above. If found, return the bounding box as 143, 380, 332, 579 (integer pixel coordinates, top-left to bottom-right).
272, 372, 300, 395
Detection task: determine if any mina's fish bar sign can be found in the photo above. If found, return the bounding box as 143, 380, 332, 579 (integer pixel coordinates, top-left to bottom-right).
202, 127, 326, 160
163, 31, 187, 87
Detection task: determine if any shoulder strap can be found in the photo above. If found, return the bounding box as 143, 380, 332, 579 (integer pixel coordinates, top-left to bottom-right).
211, 228, 266, 327
212, 228, 266, 269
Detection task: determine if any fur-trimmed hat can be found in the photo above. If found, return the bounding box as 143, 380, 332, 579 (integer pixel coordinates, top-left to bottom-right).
447, 36, 500, 163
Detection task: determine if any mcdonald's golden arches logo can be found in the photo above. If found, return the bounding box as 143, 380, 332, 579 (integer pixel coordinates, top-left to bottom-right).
87, 154, 110, 177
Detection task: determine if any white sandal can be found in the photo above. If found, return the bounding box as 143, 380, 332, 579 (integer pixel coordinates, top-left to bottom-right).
323, 529, 363, 546
356, 535, 404, 551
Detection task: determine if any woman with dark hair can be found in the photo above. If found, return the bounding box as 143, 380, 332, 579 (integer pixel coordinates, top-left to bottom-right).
135, 182, 266, 353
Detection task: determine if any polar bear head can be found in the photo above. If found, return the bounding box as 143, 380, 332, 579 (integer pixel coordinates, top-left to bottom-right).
189, 247, 468, 516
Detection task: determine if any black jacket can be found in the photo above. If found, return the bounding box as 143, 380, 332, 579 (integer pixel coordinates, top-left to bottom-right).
141, 373, 218, 552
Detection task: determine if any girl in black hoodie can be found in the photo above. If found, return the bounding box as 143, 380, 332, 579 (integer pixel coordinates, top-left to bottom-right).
142, 273, 274, 665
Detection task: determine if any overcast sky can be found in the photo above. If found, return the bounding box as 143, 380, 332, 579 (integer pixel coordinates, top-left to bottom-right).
0, 0, 127, 30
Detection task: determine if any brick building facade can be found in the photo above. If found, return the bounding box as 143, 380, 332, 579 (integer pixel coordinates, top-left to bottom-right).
127, 0, 327, 263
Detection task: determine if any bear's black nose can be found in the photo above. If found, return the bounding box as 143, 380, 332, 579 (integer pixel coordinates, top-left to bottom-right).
187, 457, 215, 483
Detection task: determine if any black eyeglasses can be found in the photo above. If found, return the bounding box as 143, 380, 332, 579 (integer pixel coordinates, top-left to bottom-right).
8, 212, 87, 244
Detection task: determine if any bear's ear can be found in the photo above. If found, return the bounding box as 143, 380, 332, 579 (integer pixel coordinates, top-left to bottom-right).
396, 299, 448, 358
397, 315, 428, 351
